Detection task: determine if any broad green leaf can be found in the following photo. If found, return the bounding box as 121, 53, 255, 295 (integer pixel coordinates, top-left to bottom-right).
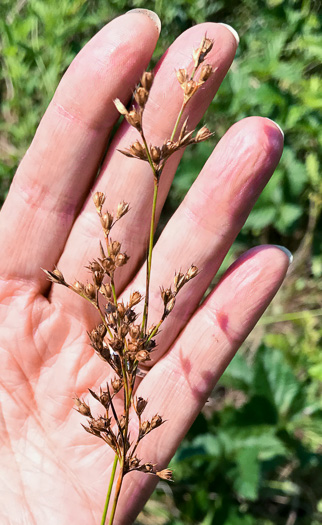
233, 448, 260, 500
253, 347, 302, 419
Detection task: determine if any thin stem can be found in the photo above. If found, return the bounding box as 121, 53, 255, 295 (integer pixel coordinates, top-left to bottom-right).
170, 103, 185, 142
108, 466, 124, 525
141, 179, 159, 334
141, 134, 158, 178
101, 454, 118, 525
147, 318, 163, 342
259, 308, 322, 325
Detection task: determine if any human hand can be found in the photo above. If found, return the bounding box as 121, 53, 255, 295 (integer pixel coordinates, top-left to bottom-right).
0, 10, 289, 525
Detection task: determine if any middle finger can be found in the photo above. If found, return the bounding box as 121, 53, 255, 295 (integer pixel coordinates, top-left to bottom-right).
52, 23, 238, 314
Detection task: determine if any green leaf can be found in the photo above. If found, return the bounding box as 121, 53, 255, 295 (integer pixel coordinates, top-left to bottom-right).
306, 152, 320, 190
233, 448, 260, 500
253, 347, 302, 419
221, 352, 253, 391
243, 206, 276, 231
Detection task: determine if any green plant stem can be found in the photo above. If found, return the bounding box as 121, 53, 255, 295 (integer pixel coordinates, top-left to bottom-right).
170, 104, 185, 142
259, 308, 322, 325
101, 454, 119, 525
108, 464, 124, 525
141, 178, 159, 334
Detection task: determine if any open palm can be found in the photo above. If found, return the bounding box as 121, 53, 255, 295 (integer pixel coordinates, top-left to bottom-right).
0, 11, 289, 525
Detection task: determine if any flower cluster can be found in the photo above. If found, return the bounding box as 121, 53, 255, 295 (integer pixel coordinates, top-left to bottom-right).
44, 33, 215, 524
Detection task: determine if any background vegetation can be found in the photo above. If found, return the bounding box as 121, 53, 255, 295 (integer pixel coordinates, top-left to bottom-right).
1, 0, 321, 523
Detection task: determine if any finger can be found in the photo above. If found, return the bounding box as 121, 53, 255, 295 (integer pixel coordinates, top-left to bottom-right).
126, 117, 284, 367
0, 11, 160, 289
52, 23, 239, 312
116, 245, 291, 523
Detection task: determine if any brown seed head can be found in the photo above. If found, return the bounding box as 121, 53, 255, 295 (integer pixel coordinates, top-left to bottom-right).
185, 264, 199, 281
174, 271, 186, 293
151, 414, 163, 429
99, 389, 110, 409
195, 126, 212, 142
128, 140, 147, 160
161, 287, 173, 305
91, 417, 110, 432
141, 420, 150, 435
161, 140, 177, 159
115, 253, 129, 267
52, 268, 64, 281
73, 280, 84, 293
127, 340, 139, 352
97, 323, 107, 338
74, 397, 92, 418
135, 397, 148, 416
107, 312, 117, 327
93, 270, 104, 288
81, 423, 101, 437
87, 260, 101, 273
136, 350, 151, 362
119, 415, 126, 430
129, 291, 141, 307
85, 283, 96, 300
165, 296, 176, 315
111, 378, 123, 393
156, 468, 173, 481
125, 109, 142, 131
130, 324, 141, 340
116, 201, 130, 220
134, 87, 149, 108
99, 283, 112, 298
117, 302, 126, 318
141, 71, 154, 91
109, 240, 121, 256
88, 327, 103, 347
150, 145, 161, 164
100, 212, 113, 232
93, 191, 105, 213
118, 323, 129, 338
183, 80, 197, 99
193, 36, 214, 68
100, 257, 115, 275
143, 463, 155, 473
124, 307, 136, 324
176, 68, 188, 84
129, 456, 140, 469
199, 64, 213, 82
42, 268, 65, 285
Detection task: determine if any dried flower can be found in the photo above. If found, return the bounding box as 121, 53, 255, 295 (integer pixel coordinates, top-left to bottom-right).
193, 36, 214, 69
46, 36, 213, 523
74, 396, 92, 417
116, 201, 129, 220
156, 468, 173, 481
140, 71, 154, 91
93, 191, 105, 213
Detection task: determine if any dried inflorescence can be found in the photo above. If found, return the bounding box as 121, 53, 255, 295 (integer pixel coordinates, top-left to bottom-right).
115, 35, 215, 182
44, 34, 215, 523
43, 189, 197, 478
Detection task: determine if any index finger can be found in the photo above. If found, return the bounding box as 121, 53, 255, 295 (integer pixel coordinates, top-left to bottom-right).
0, 10, 160, 290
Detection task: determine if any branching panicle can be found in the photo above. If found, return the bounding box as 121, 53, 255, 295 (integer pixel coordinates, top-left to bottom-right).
44, 35, 214, 525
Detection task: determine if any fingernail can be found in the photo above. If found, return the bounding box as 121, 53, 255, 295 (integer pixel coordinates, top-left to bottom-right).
126, 9, 161, 34
265, 118, 284, 138
218, 23, 239, 45
273, 245, 293, 265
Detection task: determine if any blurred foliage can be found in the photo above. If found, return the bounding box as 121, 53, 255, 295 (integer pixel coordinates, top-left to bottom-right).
1, 0, 321, 523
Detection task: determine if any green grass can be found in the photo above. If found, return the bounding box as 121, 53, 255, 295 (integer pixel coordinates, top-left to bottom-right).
1, 1, 321, 523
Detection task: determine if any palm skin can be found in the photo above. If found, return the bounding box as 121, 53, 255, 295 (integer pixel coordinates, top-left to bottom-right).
0, 11, 289, 525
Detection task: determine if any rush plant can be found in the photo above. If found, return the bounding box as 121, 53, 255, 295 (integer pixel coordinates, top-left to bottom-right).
43, 35, 214, 524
